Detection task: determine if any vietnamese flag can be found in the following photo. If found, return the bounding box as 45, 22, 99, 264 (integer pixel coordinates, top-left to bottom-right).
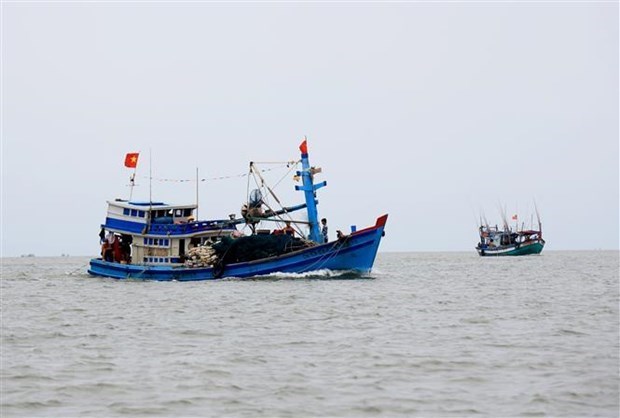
511, 214, 518, 220
299, 139, 308, 154
124, 152, 139, 168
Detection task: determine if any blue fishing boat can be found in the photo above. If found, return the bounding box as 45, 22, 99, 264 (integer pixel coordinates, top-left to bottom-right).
88, 140, 388, 280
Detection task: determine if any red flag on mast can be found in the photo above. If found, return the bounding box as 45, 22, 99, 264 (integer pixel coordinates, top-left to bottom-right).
299, 139, 308, 154
124, 152, 139, 168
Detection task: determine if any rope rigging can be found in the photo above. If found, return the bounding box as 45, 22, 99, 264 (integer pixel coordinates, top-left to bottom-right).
129, 156, 309, 240
245, 160, 308, 240
136, 161, 298, 183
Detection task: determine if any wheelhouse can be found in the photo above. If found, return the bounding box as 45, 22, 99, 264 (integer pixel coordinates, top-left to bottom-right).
101, 199, 237, 266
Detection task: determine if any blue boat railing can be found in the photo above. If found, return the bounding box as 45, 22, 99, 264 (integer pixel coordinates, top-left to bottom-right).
147, 220, 237, 235
105, 217, 237, 236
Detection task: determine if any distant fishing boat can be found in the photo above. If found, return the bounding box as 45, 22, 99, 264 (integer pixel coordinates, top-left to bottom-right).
476, 210, 545, 256
88, 140, 388, 280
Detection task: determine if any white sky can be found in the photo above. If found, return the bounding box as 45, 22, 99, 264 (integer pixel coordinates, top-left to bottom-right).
1, 2, 618, 256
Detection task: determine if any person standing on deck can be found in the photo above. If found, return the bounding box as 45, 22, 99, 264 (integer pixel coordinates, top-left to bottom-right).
101, 239, 113, 262
321, 218, 328, 243
283, 221, 295, 236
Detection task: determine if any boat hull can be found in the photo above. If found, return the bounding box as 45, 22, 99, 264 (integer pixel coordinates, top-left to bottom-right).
476, 240, 545, 256
88, 215, 388, 281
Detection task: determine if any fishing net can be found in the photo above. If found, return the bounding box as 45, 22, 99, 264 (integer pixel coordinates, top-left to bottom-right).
212, 234, 312, 264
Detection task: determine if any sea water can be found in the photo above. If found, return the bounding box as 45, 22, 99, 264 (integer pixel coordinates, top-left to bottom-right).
1, 252, 618, 417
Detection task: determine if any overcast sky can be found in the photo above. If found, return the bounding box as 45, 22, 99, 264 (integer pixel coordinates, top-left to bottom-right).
2, 1, 618, 257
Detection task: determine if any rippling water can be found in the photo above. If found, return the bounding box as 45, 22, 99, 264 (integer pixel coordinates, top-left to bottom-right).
2, 252, 618, 417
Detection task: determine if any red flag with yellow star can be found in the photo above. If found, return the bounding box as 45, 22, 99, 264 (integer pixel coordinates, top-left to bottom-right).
124, 152, 139, 168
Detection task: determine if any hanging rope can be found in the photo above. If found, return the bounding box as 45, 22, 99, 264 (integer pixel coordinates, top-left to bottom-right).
272, 161, 300, 190
138, 162, 297, 183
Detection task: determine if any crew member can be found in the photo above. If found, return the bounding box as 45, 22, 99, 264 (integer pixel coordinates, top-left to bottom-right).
283, 221, 295, 236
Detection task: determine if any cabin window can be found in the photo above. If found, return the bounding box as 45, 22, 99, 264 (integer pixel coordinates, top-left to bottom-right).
184, 209, 193, 217
123, 208, 130, 216
143, 237, 169, 247
131, 209, 138, 217
144, 257, 169, 263
138, 211, 145, 218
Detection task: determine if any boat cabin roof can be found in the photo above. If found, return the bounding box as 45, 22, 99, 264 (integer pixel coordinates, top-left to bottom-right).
109, 199, 197, 211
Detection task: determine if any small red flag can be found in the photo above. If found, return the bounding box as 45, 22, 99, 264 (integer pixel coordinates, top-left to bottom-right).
511, 214, 518, 220
299, 139, 308, 154
124, 152, 139, 168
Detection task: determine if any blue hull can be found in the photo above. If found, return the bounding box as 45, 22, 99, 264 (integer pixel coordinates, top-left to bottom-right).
88, 216, 387, 281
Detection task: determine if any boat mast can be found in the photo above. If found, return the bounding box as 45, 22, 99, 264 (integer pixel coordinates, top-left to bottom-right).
129, 173, 135, 201
129, 166, 137, 201
125, 151, 140, 201
195, 167, 199, 220
534, 200, 542, 239
149, 148, 153, 225
499, 203, 509, 232
295, 138, 326, 243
